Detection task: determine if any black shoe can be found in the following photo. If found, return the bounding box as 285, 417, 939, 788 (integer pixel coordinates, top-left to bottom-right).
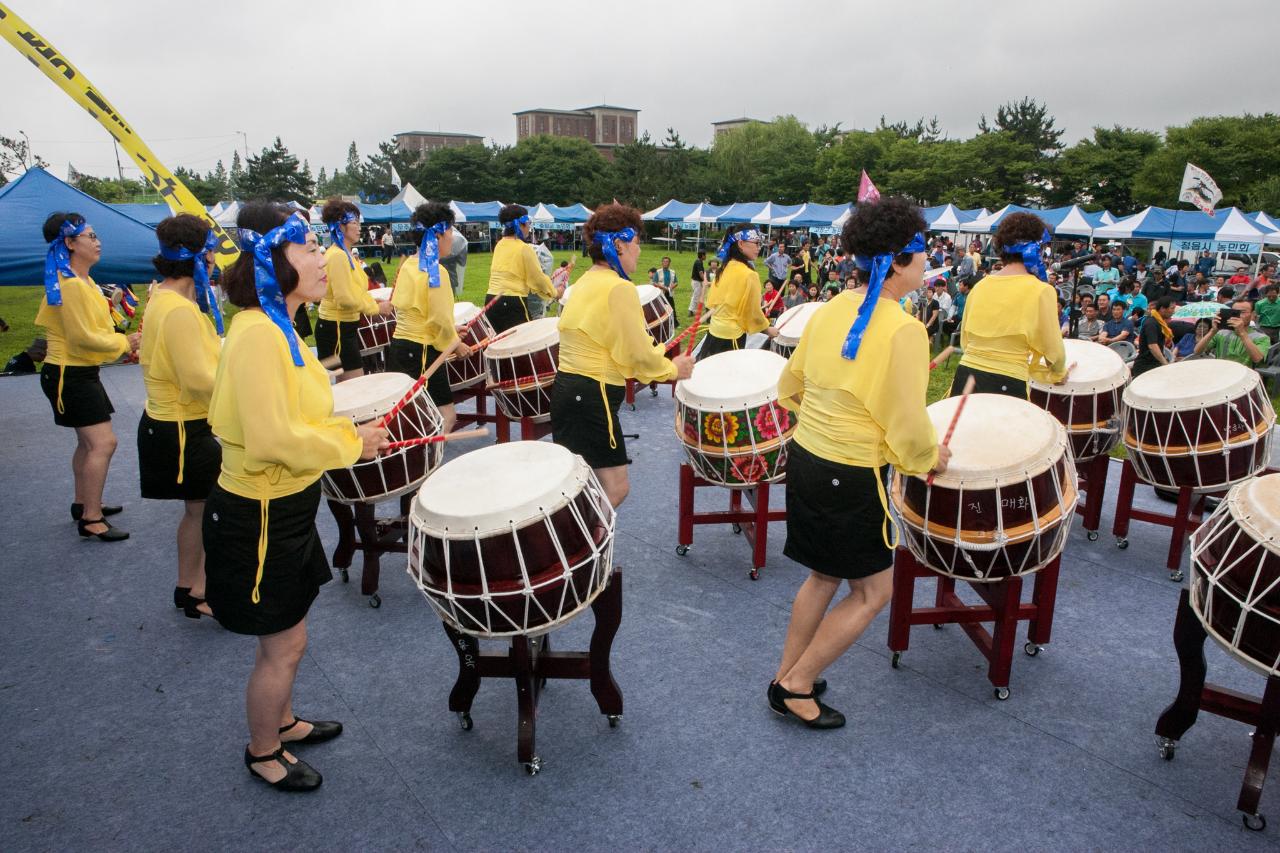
173, 588, 210, 619
77, 518, 129, 542
174, 586, 191, 609
71, 503, 122, 521
244, 745, 322, 792
280, 717, 343, 745
767, 681, 845, 729
767, 678, 826, 710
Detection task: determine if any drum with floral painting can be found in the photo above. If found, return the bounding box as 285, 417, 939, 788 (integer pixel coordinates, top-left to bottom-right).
674, 349, 795, 487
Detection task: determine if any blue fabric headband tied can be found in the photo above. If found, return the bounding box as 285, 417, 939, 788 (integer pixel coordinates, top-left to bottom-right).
505, 214, 529, 239
842, 231, 927, 360
159, 229, 224, 333
415, 221, 451, 287
592, 226, 637, 280
1002, 230, 1050, 282
327, 211, 359, 270
716, 227, 763, 263
44, 217, 86, 306
238, 213, 312, 366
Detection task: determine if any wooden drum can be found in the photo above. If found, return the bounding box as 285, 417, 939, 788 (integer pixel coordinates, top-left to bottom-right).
484, 317, 560, 423
448, 301, 496, 391
674, 349, 795, 487
321, 372, 444, 504
771, 302, 823, 359
1190, 473, 1280, 677
357, 286, 396, 373
1122, 360, 1275, 492
892, 394, 1078, 581
407, 441, 615, 637
635, 284, 675, 345
1028, 338, 1128, 461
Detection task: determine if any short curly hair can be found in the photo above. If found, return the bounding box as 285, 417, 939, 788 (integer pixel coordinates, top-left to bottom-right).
411, 201, 454, 231
499, 203, 528, 234
152, 213, 210, 278
583, 203, 642, 264
840, 197, 926, 279
320, 196, 360, 225
992, 212, 1049, 257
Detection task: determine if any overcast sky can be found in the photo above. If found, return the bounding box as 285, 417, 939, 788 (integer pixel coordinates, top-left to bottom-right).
3, 0, 1277, 184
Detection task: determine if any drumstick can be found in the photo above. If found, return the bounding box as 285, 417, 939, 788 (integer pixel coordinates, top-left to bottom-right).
383, 428, 489, 452
928, 346, 955, 370
926, 375, 977, 487
459, 298, 499, 334
320, 354, 343, 370
684, 300, 707, 357
377, 345, 459, 429
493, 369, 558, 389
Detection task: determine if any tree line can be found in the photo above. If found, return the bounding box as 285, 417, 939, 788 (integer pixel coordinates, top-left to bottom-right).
9, 99, 1280, 215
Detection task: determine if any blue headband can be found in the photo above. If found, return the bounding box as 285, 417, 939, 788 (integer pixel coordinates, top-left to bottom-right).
326, 211, 358, 270
842, 231, 927, 360
717, 227, 763, 263
415, 221, 451, 287
504, 214, 529, 239
44, 217, 86, 306
1002, 230, 1050, 282
159, 229, 224, 334
238, 213, 311, 366
592, 227, 637, 280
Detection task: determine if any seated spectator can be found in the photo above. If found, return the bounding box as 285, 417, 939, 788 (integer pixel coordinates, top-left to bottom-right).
761, 280, 785, 319
1174, 319, 1213, 360
1076, 304, 1104, 341
3, 337, 46, 375
1098, 301, 1135, 345
782, 281, 806, 310
1192, 299, 1270, 365
806, 284, 819, 302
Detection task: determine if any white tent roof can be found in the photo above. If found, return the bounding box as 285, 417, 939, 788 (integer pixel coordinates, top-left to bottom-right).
528, 203, 556, 224
392, 182, 427, 210
213, 201, 240, 226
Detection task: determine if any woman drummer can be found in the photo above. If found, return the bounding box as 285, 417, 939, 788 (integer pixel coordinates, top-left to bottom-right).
36, 211, 141, 541
771, 197, 949, 729
314, 197, 393, 381
387, 202, 471, 433
698, 224, 778, 360
551, 203, 694, 507
204, 202, 388, 791
950, 212, 1067, 398
484, 204, 563, 333
138, 214, 224, 618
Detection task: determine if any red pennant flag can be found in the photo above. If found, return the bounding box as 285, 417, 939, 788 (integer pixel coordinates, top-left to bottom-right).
857, 170, 880, 203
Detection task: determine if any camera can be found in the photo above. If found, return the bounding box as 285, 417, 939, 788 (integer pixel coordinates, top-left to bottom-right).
1219, 307, 1241, 322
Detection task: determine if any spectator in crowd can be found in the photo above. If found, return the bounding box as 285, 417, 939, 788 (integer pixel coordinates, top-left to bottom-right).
1166, 259, 1190, 302
1249, 264, 1274, 301
1134, 260, 1149, 283
1144, 267, 1169, 302
1095, 292, 1110, 319
656, 255, 679, 326
761, 280, 785, 320
1097, 300, 1135, 345
1174, 318, 1213, 361
1215, 286, 1235, 305
1193, 299, 1270, 365
1131, 297, 1176, 377
1076, 304, 1104, 341
1094, 255, 1121, 289
1195, 250, 1215, 278
1187, 276, 1212, 302
380, 228, 395, 263
765, 243, 791, 288
689, 250, 706, 316
1153, 246, 1167, 266
806, 284, 819, 302
782, 281, 806, 310
791, 239, 814, 285
955, 245, 975, 281
1257, 284, 1280, 343
942, 279, 969, 339
922, 282, 947, 340
551, 258, 574, 295
1227, 265, 1253, 289
837, 250, 857, 283
1121, 247, 1138, 275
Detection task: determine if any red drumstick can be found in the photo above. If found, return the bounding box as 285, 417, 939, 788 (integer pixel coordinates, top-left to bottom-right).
663, 322, 700, 354
377, 346, 456, 428
493, 369, 558, 390
926, 375, 977, 486
459, 298, 499, 334
928, 346, 955, 370
684, 300, 708, 358
383, 427, 489, 452
762, 288, 783, 317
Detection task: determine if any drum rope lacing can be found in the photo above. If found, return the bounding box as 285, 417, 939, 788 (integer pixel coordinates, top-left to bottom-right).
1192, 505, 1280, 674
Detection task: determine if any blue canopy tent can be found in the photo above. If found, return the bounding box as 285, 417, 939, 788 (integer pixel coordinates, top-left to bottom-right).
641, 199, 698, 222
0, 168, 159, 287
452, 201, 505, 222
549, 203, 592, 223
923, 204, 979, 233
714, 202, 769, 223
957, 204, 1038, 234
108, 203, 171, 227
776, 202, 852, 231
357, 202, 394, 224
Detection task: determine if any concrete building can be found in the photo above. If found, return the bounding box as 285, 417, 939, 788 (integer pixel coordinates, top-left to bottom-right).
712, 117, 771, 139
393, 131, 485, 158
514, 105, 639, 158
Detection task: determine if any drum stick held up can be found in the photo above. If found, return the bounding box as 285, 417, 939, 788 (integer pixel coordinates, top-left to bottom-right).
384, 428, 489, 452
377, 348, 456, 429
927, 375, 977, 486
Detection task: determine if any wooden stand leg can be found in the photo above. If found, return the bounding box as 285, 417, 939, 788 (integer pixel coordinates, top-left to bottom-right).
352, 503, 382, 603
443, 624, 482, 729
986, 577, 1022, 690
1079, 455, 1109, 539
677, 465, 694, 550
327, 500, 357, 582
1165, 487, 1194, 580
514, 637, 539, 769
1112, 459, 1137, 543
1026, 555, 1061, 649
887, 549, 917, 660
588, 570, 624, 718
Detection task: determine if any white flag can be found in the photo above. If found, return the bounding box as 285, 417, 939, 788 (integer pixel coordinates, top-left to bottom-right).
390, 163, 402, 189
1179, 162, 1222, 217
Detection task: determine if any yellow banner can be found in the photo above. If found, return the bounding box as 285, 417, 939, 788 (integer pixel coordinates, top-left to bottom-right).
0, 3, 238, 261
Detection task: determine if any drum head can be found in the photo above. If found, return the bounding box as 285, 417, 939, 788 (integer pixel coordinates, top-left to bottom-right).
1124, 359, 1258, 411
369, 286, 394, 302
486, 317, 560, 358
454, 301, 480, 324
926, 394, 1069, 488
676, 349, 788, 411
413, 441, 588, 537
774, 302, 823, 348
1030, 339, 1127, 394
330, 372, 414, 422
1226, 473, 1280, 556
635, 284, 665, 308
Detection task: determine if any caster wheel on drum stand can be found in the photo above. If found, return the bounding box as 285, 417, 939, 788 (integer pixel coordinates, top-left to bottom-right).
1169, 570, 1184, 582
749, 568, 760, 581
675, 544, 689, 556
1024, 642, 1041, 657
932, 624, 944, 631
1243, 813, 1267, 832
340, 568, 349, 583
369, 593, 382, 609
607, 715, 621, 728
993, 687, 1010, 701
627, 403, 636, 412
457, 711, 473, 731
891, 652, 902, 669
1156, 736, 1176, 761
1115, 537, 1129, 549
731, 523, 742, 534
650, 388, 659, 398
1086, 530, 1099, 541
524, 756, 542, 776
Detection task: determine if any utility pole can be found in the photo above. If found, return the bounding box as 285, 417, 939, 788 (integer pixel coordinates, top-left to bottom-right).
236, 130, 249, 158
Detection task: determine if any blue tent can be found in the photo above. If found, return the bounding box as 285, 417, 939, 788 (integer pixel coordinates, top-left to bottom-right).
958, 204, 1038, 234
715, 202, 769, 223
108, 202, 171, 227
453, 201, 505, 222
766, 203, 804, 224
641, 200, 698, 222
1093, 206, 1268, 243
547, 203, 592, 223
777, 202, 851, 228
0, 168, 160, 287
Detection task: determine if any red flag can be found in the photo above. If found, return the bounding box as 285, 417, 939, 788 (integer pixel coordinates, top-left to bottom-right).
858, 170, 880, 203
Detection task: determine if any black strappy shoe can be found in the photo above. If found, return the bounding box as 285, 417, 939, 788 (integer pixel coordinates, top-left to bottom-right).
172, 588, 211, 619
767, 681, 845, 729
71, 503, 122, 521
77, 518, 129, 542
279, 717, 343, 745
244, 745, 322, 792
173, 586, 191, 609
766, 678, 826, 711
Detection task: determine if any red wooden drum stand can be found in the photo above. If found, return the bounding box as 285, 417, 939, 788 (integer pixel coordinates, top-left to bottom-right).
886, 547, 1062, 700
452, 383, 510, 443
1155, 589, 1279, 831
1111, 458, 1226, 582
1074, 454, 1114, 540
326, 495, 412, 608
441, 570, 624, 776
624, 376, 676, 409
674, 462, 786, 580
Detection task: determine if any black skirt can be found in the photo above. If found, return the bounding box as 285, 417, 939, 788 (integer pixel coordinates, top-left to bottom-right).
386, 338, 453, 406
40, 363, 114, 428
949, 363, 1027, 400
697, 332, 746, 361
314, 318, 363, 371
484, 294, 531, 333
784, 443, 894, 580
137, 412, 221, 500
203, 481, 331, 636
551, 372, 627, 469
